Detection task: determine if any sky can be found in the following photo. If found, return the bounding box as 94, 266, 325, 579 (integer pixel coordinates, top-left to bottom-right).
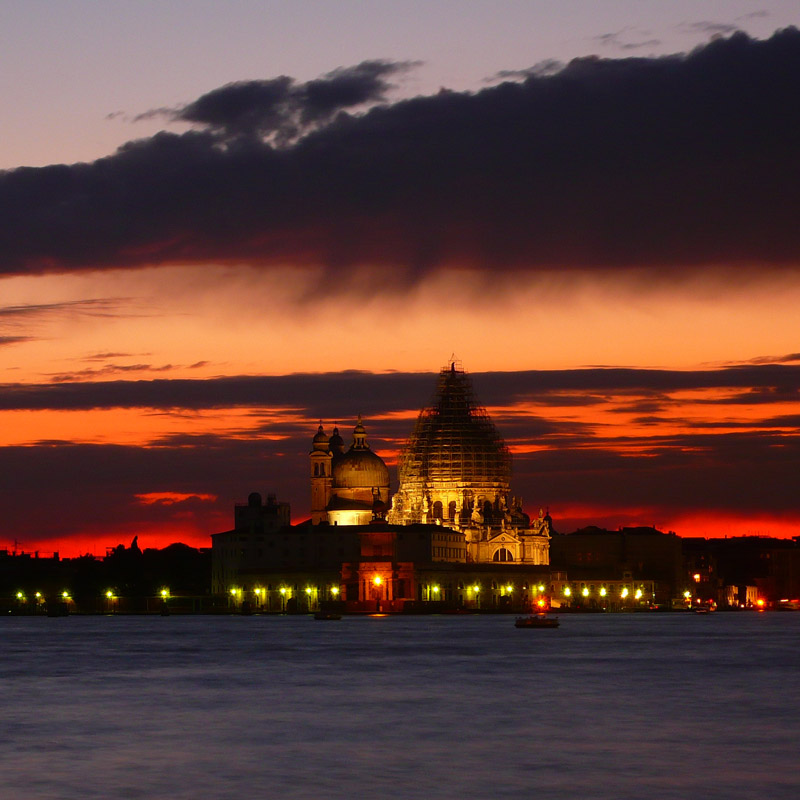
1, 1, 799, 556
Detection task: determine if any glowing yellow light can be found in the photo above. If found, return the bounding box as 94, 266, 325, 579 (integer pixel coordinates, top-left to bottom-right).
600, 587, 607, 597
106, 590, 114, 599
230, 588, 237, 596
581, 588, 589, 597
538, 585, 545, 593
62, 591, 70, 599
506, 585, 513, 593
305, 587, 313, 595
432, 585, 440, 594
35, 592, 42, 598
16, 591, 24, 600
373, 576, 383, 586
537, 598, 546, 608
683, 590, 691, 599
621, 588, 629, 599
757, 598, 765, 607
635, 588, 643, 600
279, 587, 287, 595
472, 585, 480, 593
563, 586, 571, 597
160, 589, 169, 598
330, 586, 340, 596
693, 573, 701, 582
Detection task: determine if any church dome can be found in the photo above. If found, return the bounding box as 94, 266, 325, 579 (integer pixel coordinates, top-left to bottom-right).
398, 362, 511, 488
332, 448, 389, 489
331, 418, 389, 490
311, 424, 329, 449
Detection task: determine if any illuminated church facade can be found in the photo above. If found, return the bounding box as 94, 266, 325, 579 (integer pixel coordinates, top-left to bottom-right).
309, 363, 550, 565
212, 362, 551, 611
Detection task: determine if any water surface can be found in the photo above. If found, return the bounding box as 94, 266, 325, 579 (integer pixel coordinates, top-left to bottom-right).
2, 612, 798, 799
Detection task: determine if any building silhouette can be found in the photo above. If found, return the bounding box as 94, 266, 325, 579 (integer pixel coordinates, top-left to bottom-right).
212, 362, 552, 611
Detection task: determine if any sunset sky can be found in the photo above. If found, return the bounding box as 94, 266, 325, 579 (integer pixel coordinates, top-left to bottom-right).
1, 1, 799, 556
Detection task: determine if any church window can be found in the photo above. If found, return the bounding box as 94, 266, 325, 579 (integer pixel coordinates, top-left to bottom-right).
448, 501, 456, 520
313, 463, 319, 476
493, 548, 513, 562
433, 500, 443, 520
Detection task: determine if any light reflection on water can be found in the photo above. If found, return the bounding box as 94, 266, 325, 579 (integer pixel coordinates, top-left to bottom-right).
1, 613, 799, 799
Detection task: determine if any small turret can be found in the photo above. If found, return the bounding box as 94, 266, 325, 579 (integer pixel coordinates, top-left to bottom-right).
329, 425, 345, 455
352, 414, 368, 450
310, 423, 333, 524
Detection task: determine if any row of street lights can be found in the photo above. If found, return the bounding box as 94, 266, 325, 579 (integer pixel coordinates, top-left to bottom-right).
13, 588, 170, 603
229, 585, 341, 610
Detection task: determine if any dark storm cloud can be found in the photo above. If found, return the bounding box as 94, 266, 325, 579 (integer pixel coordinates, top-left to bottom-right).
2, 362, 798, 545
3, 417, 796, 546
1, 30, 800, 277
1, 363, 799, 413
167, 60, 417, 144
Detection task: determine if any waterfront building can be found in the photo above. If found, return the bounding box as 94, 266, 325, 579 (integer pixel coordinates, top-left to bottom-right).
549, 526, 683, 607
212, 362, 552, 610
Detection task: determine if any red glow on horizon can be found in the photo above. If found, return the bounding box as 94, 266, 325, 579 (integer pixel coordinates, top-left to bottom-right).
135, 492, 218, 505
551, 504, 800, 540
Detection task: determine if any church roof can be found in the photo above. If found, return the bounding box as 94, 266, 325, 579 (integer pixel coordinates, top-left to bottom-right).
398, 362, 511, 487
331, 418, 390, 489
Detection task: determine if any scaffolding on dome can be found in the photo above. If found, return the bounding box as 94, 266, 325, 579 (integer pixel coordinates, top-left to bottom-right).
397, 362, 511, 489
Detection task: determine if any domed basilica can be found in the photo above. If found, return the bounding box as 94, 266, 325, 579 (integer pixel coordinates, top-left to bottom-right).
311, 362, 550, 565
310, 416, 390, 526
213, 361, 551, 612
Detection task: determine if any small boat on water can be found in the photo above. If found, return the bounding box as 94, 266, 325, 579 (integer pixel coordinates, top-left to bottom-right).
515, 613, 559, 629
314, 611, 342, 620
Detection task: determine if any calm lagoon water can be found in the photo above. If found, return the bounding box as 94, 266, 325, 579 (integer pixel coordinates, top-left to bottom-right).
2, 612, 799, 799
